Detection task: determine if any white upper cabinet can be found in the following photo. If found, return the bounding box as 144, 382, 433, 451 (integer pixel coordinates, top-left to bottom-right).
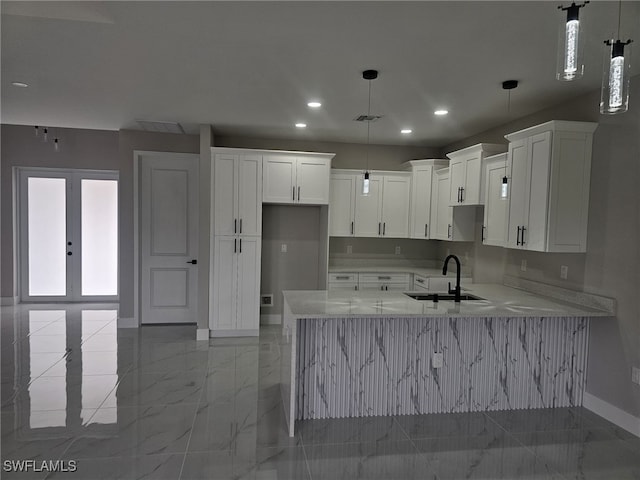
446, 143, 506, 206
354, 172, 410, 238
263, 153, 333, 205
481, 153, 509, 247
213, 151, 262, 237
504, 120, 597, 252
403, 159, 449, 239
430, 167, 475, 242
329, 172, 357, 236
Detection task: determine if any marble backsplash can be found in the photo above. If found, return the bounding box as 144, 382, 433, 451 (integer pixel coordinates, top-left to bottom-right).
296, 315, 589, 420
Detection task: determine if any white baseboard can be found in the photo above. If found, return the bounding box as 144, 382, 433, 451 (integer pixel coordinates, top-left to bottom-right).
196, 328, 209, 341
1, 296, 18, 306
118, 316, 138, 328
210, 329, 259, 338
583, 392, 640, 438
260, 314, 281, 325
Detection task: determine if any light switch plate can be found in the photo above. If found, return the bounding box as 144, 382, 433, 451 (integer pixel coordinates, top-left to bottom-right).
560, 265, 568, 279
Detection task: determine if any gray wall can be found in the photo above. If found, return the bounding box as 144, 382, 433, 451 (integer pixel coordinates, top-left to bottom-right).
260, 205, 323, 317
440, 78, 640, 418
330, 237, 439, 261
1, 125, 119, 300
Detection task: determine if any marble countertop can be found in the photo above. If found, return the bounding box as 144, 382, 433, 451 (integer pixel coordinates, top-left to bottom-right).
283, 283, 612, 318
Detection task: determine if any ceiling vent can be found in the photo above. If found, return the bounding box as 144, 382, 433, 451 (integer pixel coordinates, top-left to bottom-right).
353, 114, 383, 122
136, 120, 185, 134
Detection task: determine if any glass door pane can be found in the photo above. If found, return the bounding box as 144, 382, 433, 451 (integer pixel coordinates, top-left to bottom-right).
81, 179, 118, 296
27, 177, 67, 296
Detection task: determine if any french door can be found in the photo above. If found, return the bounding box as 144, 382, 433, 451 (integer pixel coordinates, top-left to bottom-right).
19, 168, 119, 302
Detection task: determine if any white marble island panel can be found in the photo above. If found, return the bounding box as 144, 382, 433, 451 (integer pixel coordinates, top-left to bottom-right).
280, 285, 612, 436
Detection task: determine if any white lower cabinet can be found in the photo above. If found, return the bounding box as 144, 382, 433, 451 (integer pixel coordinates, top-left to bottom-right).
328, 273, 358, 291
412, 274, 453, 292
210, 236, 261, 336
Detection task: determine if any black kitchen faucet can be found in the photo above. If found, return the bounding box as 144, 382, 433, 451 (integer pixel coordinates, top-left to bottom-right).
442, 254, 461, 303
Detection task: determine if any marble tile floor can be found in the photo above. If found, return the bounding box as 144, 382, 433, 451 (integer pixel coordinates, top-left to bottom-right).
1, 303, 638, 480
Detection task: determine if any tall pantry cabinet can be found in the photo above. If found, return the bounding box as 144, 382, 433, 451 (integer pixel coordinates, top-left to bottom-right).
210, 149, 262, 336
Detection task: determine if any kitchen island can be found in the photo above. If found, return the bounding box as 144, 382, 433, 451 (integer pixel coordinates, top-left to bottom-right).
280, 283, 612, 436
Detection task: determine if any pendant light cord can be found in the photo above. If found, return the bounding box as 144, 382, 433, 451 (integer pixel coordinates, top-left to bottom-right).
617, 0, 622, 39
366, 79, 372, 172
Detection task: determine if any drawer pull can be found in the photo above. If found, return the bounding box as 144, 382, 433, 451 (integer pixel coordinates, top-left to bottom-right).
335, 276, 350, 280
378, 276, 391, 280
416, 278, 425, 284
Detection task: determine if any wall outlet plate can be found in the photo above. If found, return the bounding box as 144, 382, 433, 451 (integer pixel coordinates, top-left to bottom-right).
346, 245, 352, 254
281, 244, 287, 253
632, 366, 640, 385
432, 352, 443, 369
521, 259, 527, 272
395, 246, 401, 255
560, 265, 568, 280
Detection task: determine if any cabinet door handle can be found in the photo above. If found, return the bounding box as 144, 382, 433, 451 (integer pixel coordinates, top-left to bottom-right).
234, 219, 237, 234
298, 186, 301, 202
293, 186, 295, 201
380, 285, 384, 291
234, 238, 237, 253
516, 226, 521, 245
378, 223, 381, 235
378, 276, 391, 280
416, 278, 425, 284
460, 187, 464, 202
351, 221, 354, 235
355, 285, 358, 291
239, 218, 242, 234
425, 223, 428, 237
383, 222, 386, 235
335, 276, 350, 280
239, 238, 242, 253
481, 225, 486, 242
521, 226, 526, 245
458, 187, 462, 203
447, 224, 452, 239
385, 285, 388, 291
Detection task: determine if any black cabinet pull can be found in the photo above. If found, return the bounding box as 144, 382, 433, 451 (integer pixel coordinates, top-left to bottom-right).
416, 278, 425, 284
239, 218, 242, 234
298, 186, 301, 201
239, 238, 242, 253
351, 221, 354, 235
67, 241, 72, 246
378, 223, 381, 235
481, 225, 486, 242
383, 222, 386, 235
460, 187, 464, 202
521, 226, 526, 245
447, 224, 452, 239
292, 186, 295, 201
516, 226, 521, 245
67, 251, 72, 256
234, 238, 237, 253
186, 259, 198, 265
425, 223, 428, 237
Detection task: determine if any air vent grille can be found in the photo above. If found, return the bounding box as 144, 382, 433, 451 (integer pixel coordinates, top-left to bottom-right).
136, 120, 185, 134
353, 114, 383, 122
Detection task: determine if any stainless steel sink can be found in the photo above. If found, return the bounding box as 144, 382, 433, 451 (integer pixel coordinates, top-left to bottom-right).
405, 293, 485, 301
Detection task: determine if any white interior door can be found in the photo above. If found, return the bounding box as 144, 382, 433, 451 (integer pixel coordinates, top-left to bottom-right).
19, 169, 119, 302
140, 153, 199, 324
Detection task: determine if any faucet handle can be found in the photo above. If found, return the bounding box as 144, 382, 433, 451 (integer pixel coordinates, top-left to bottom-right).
448, 281, 454, 294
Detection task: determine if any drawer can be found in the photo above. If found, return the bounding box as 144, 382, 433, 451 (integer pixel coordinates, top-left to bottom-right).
329, 273, 358, 283
359, 273, 409, 284
413, 274, 429, 290
359, 283, 409, 292
328, 282, 359, 291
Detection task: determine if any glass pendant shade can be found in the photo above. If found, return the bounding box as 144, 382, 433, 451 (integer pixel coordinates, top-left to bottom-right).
500, 176, 509, 199
556, 3, 586, 81
362, 171, 370, 196
600, 40, 632, 114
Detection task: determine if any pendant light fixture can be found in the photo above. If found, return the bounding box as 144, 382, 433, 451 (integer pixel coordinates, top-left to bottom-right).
600, 1, 633, 114
501, 80, 518, 199
556, 2, 589, 81
361, 69, 378, 196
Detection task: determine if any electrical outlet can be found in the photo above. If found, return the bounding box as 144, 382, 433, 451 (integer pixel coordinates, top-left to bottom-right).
432, 352, 443, 369
346, 245, 352, 254
395, 246, 401, 255
521, 259, 527, 272
281, 244, 287, 253
632, 367, 640, 385
560, 265, 568, 280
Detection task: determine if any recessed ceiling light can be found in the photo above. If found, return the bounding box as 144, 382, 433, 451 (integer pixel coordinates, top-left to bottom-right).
295, 123, 307, 128
401, 129, 412, 134
307, 101, 322, 108
434, 109, 449, 116
12, 81, 29, 88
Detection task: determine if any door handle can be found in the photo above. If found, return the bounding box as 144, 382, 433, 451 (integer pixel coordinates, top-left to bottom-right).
67, 251, 72, 256
516, 226, 521, 245
186, 259, 198, 265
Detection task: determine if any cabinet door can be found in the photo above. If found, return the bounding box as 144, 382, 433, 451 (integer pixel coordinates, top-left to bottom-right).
329, 174, 356, 236
236, 237, 261, 331
213, 154, 238, 236
297, 158, 330, 204
483, 160, 508, 247
431, 170, 452, 240
238, 155, 262, 236
449, 160, 466, 205
211, 236, 238, 330
263, 155, 296, 203
381, 175, 410, 237
525, 131, 552, 251
506, 138, 529, 249
410, 166, 433, 238
354, 176, 383, 237
464, 154, 482, 204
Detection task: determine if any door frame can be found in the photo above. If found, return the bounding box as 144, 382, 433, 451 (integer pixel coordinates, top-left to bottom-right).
17, 167, 120, 303
132, 151, 200, 327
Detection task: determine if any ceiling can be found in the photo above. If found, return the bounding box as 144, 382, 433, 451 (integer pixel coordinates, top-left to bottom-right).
2, 1, 639, 147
